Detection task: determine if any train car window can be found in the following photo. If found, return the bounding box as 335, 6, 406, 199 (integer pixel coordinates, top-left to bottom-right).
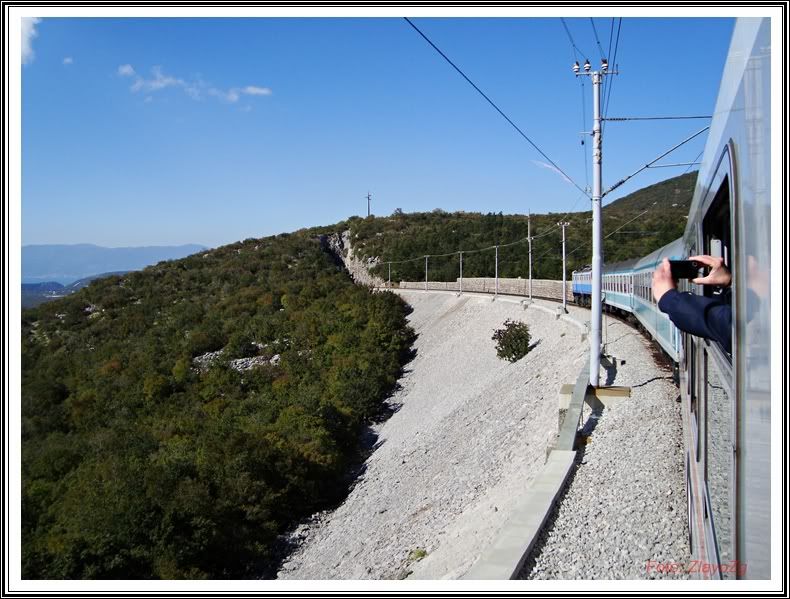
686, 454, 695, 549
701, 173, 734, 363
688, 335, 699, 460
702, 176, 732, 297
652, 269, 657, 305
704, 348, 735, 577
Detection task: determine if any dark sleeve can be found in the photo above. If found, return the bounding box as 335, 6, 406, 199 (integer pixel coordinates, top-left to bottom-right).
657, 288, 732, 352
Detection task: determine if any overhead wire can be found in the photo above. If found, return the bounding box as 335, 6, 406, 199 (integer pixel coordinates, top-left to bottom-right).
566, 150, 704, 261
590, 18, 606, 60
580, 79, 590, 194
560, 17, 589, 61
590, 18, 607, 102
390, 17, 702, 280
606, 18, 615, 66
385, 148, 700, 273
558, 18, 592, 197
522, 137, 705, 265
601, 17, 622, 136
603, 126, 709, 198
401, 17, 592, 200
383, 212, 564, 267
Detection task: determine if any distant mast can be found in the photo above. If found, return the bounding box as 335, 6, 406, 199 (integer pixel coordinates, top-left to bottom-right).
367, 192, 372, 217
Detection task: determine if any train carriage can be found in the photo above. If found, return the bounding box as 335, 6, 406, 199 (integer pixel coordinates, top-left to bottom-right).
570, 17, 771, 579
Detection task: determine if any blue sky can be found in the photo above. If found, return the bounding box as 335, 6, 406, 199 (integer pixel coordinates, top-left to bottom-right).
21, 15, 734, 248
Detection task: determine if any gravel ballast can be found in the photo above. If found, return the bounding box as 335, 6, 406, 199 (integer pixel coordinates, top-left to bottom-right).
519, 306, 690, 580
276, 291, 689, 580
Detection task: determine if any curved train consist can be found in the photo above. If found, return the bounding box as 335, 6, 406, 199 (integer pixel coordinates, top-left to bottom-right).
572, 18, 771, 580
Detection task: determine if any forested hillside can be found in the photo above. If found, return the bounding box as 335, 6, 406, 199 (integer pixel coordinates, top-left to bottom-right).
346, 172, 696, 283
21, 171, 695, 579
21, 234, 415, 578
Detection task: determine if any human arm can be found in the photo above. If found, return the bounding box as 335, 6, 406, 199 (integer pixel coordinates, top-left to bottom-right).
651, 257, 676, 303
657, 288, 732, 352
652, 257, 732, 352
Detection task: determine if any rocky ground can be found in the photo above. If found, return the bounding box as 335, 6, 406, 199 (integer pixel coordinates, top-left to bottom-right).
325, 230, 387, 288
518, 308, 690, 580
276, 291, 689, 580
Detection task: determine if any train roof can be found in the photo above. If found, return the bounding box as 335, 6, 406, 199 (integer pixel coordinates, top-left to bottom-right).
572, 250, 673, 276
603, 257, 641, 273
633, 237, 686, 270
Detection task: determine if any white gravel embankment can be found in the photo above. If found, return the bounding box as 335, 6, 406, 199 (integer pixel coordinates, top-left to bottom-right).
276, 291, 689, 580
278, 291, 585, 580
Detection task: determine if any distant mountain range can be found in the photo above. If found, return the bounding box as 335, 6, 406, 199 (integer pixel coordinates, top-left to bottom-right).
21, 243, 207, 308
22, 243, 207, 285
22, 272, 131, 308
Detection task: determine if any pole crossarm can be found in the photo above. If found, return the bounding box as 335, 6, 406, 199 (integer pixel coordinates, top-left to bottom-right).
603, 115, 711, 121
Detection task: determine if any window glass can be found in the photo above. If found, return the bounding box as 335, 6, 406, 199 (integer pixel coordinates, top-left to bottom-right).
705, 349, 735, 577
689, 336, 698, 458
701, 175, 733, 361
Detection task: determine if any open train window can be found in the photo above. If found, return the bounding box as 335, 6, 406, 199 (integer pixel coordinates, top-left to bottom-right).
701, 171, 734, 362
702, 176, 732, 299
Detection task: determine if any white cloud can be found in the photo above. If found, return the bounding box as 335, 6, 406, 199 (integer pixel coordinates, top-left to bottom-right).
118, 63, 135, 77
117, 63, 272, 106
531, 160, 575, 187
130, 66, 184, 93
208, 85, 272, 103
207, 87, 238, 103
62, 56, 73, 65
241, 85, 272, 96
21, 17, 41, 65
184, 82, 202, 100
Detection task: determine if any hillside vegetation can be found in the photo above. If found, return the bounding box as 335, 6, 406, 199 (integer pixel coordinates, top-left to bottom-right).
21, 171, 694, 579
22, 235, 415, 578
346, 172, 696, 283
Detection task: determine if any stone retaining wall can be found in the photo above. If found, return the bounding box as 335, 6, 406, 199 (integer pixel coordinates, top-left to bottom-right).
396, 278, 572, 301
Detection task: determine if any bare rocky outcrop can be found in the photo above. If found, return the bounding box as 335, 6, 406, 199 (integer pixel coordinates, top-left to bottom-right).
324, 230, 386, 288
192, 350, 280, 373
